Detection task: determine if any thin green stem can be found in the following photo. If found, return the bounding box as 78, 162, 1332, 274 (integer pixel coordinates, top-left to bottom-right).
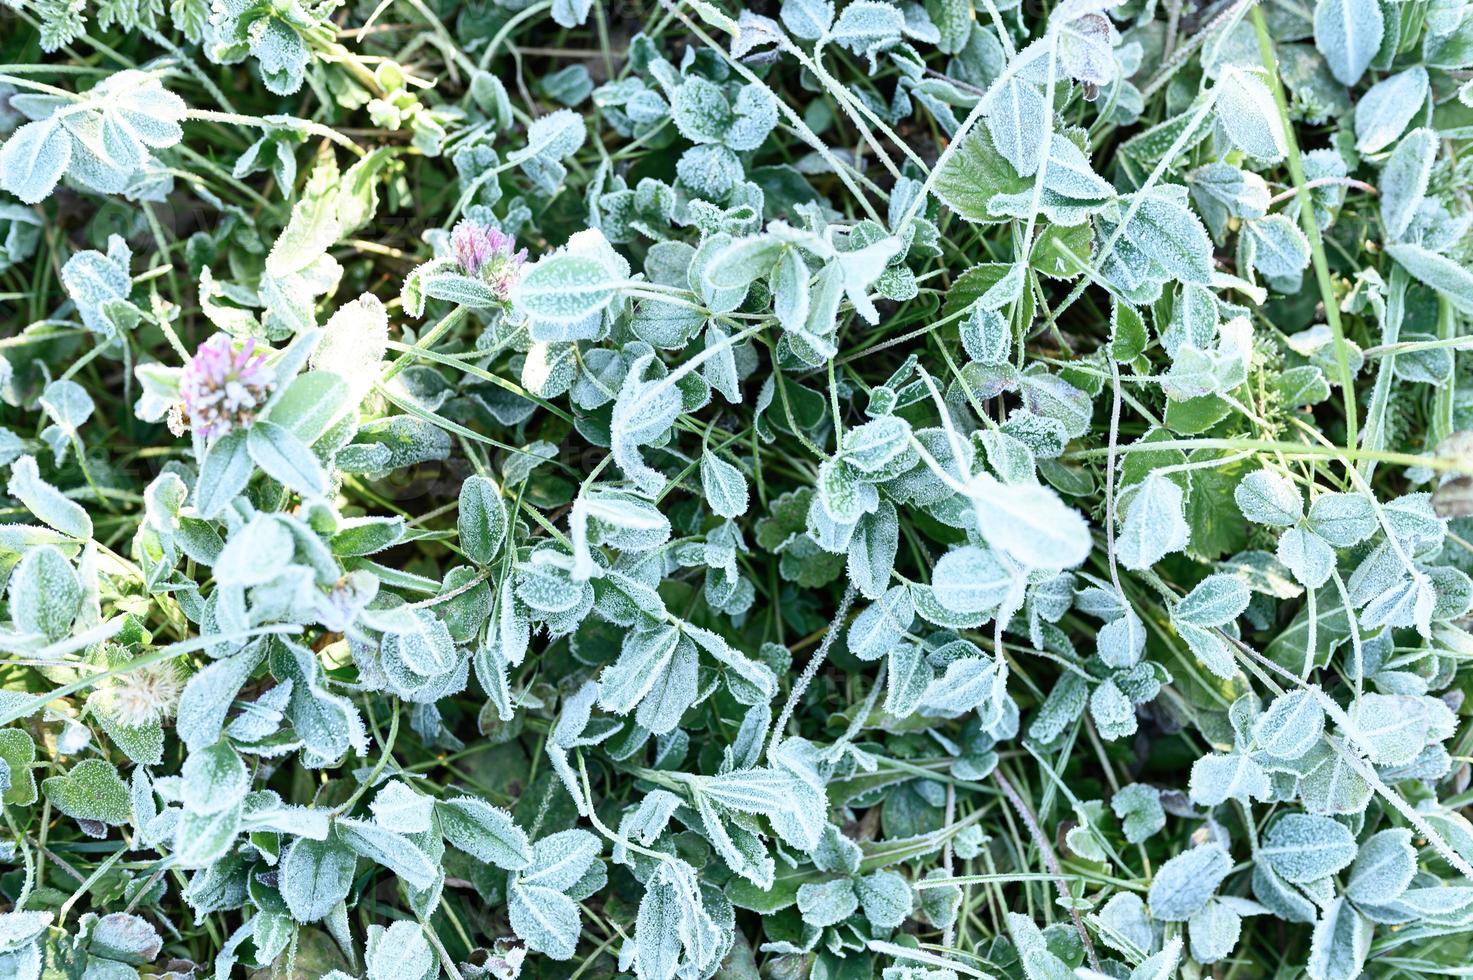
1251, 5, 1359, 449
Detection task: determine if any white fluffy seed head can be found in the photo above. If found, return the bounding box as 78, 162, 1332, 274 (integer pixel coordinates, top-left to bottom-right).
98, 660, 184, 728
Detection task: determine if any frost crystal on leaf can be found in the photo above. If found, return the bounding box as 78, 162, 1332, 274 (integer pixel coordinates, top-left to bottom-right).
6, 2, 1473, 978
